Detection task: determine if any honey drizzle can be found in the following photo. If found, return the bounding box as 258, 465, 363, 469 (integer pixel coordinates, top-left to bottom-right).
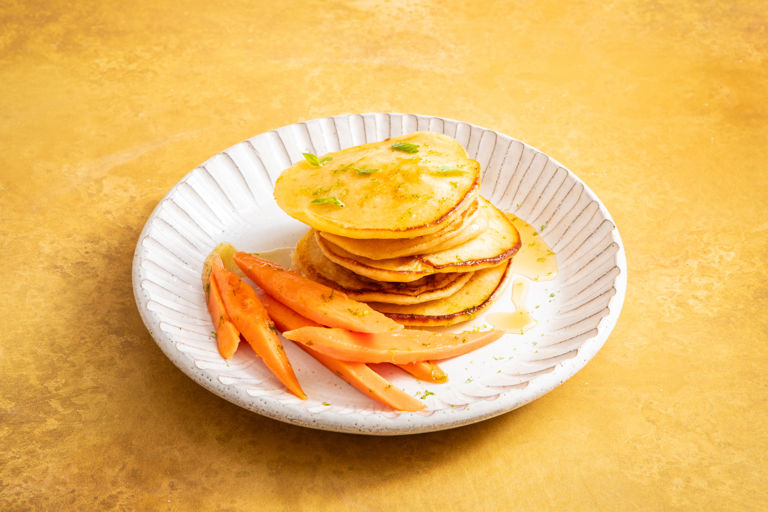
487, 279, 537, 334
487, 214, 558, 334
505, 214, 558, 282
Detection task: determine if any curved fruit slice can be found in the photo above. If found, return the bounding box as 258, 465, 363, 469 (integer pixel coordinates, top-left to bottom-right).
257, 291, 424, 411
282, 327, 505, 364
211, 259, 306, 400
204, 259, 241, 359
233, 252, 402, 333
396, 361, 448, 383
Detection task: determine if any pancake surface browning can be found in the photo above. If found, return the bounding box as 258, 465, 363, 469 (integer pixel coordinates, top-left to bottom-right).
317, 198, 488, 260
315, 197, 521, 282
293, 230, 473, 305
273, 132, 480, 239
369, 261, 513, 327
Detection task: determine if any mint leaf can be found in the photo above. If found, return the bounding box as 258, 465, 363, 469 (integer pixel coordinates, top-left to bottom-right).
311, 196, 344, 207
303, 153, 332, 166
303, 152, 319, 165
391, 142, 419, 153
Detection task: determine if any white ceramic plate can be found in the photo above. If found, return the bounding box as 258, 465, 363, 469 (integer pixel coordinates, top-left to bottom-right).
132, 113, 626, 435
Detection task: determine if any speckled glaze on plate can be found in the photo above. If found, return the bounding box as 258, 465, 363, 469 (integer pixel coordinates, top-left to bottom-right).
132, 113, 627, 435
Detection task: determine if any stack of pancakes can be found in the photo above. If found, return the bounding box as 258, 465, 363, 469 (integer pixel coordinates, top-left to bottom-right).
273, 132, 520, 326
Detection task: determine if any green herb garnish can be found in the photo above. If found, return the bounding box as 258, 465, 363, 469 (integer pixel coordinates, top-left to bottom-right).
303, 152, 332, 166
354, 167, 379, 175
311, 196, 344, 207
391, 142, 419, 153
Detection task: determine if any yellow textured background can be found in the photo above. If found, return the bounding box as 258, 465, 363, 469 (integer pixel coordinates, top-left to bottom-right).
2, 0, 766, 510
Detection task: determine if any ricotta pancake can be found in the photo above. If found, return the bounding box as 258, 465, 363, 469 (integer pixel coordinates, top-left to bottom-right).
369, 261, 513, 327
273, 132, 480, 239
315, 197, 521, 282
293, 230, 473, 305
317, 197, 488, 260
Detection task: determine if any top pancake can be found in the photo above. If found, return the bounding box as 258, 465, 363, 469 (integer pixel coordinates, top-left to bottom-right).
273, 132, 480, 239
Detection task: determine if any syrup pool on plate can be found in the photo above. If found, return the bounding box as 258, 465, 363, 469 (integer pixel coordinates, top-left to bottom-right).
505, 214, 558, 282
253, 247, 294, 268
487, 278, 537, 334
487, 214, 558, 333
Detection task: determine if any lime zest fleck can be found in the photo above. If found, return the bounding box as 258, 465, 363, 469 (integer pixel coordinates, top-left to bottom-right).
354, 167, 380, 175
435, 166, 466, 175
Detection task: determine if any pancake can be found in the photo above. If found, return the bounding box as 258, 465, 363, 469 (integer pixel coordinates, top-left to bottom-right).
273, 132, 480, 239
369, 260, 513, 327
315, 197, 521, 282
317, 197, 488, 260
293, 230, 473, 305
